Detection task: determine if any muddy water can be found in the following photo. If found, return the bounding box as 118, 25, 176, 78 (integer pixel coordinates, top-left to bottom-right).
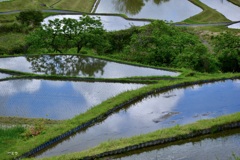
113, 129, 240, 160
0, 55, 178, 77
36, 80, 240, 158
0, 79, 144, 120
95, 0, 202, 22
199, 0, 240, 21
43, 15, 150, 31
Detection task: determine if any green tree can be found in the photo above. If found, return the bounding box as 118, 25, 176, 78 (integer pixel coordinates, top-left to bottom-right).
16, 10, 43, 27
214, 32, 240, 72
109, 20, 218, 72
27, 15, 108, 54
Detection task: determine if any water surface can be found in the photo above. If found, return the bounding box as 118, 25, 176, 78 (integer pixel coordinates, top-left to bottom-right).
43, 15, 150, 31
0, 79, 144, 120
95, 0, 202, 22
0, 55, 178, 77
199, 0, 240, 21
0, 73, 10, 79
114, 130, 240, 160
36, 80, 240, 158
228, 22, 240, 29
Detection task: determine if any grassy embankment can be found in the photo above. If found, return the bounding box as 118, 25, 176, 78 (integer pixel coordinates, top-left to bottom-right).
0, 0, 96, 12
0, 126, 25, 157
0, 0, 96, 55
228, 0, 240, 6
0, 117, 60, 160
1, 71, 240, 159
184, 0, 230, 23
0, 0, 240, 159
44, 112, 240, 160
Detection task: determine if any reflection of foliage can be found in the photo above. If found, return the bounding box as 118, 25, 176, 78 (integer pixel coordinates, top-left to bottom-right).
113, 0, 170, 15
114, 0, 144, 15
27, 55, 107, 77
152, 0, 170, 5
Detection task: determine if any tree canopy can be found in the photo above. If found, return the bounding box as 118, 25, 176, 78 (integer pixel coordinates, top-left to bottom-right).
27, 15, 108, 54
213, 32, 240, 72
107, 20, 218, 72
16, 10, 43, 27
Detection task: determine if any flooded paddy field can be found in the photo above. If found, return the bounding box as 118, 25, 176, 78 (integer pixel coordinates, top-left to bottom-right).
0, 79, 144, 120
113, 129, 240, 160
35, 80, 240, 158
199, 0, 240, 21
228, 22, 240, 29
43, 15, 150, 31
0, 55, 178, 78
95, 0, 202, 22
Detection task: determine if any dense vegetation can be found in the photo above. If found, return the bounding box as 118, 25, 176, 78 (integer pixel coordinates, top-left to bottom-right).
26, 14, 239, 73
106, 21, 218, 72
0, 126, 25, 158
213, 32, 240, 72
0, 1, 240, 159
27, 15, 108, 54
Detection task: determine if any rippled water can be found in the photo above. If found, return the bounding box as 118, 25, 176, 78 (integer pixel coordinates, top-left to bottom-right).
43, 15, 150, 31
0, 79, 144, 119
36, 80, 240, 158
0, 55, 178, 78
95, 0, 202, 22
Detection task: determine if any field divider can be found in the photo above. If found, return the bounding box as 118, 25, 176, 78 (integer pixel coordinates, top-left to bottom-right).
16, 76, 240, 159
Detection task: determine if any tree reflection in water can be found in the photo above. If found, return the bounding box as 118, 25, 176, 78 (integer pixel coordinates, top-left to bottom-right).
113, 0, 170, 15
27, 55, 107, 77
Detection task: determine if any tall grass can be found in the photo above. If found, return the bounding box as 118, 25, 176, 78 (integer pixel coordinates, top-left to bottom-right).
0, 126, 25, 156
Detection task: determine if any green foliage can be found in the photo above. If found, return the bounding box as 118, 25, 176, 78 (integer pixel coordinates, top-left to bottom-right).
0, 126, 25, 157
16, 10, 43, 27
27, 15, 109, 54
108, 20, 218, 72
0, 23, 30, 34
213, 32, 240, 72
0, 33, 27, 55
24, 119, 46, 138
106, 26, 139, 53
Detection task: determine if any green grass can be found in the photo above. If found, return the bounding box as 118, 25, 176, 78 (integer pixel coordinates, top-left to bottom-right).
43, 112, 240, 160
228, 0, 240, 6
54, 0, 96, 12
0, 14, 17, 24
0, 126, 25, 158
184, 0, 230, 23
0, 71, 240, 159
0, 0, 96, 12
0, 117, 61, 126
0, 0, 47, 11
0, 33, 26, 54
